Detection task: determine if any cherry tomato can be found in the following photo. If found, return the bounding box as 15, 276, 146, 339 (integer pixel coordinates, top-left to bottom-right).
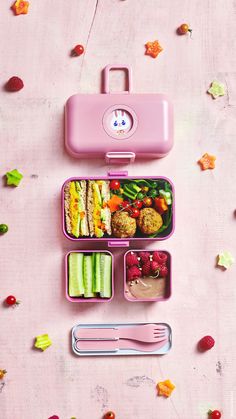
104, 412, 115, 419
209, 411, 221, 419
141, 186, 149, 194
110, 180, 120, 190
121, 200, 131, 210
72, 44, 84, 56
178, 23, 192, 35
5, 295, 19, 306
134, 200, 143, 209
130, 208, 140, 218
143, 197, 153, 207
0, 370, 6, 380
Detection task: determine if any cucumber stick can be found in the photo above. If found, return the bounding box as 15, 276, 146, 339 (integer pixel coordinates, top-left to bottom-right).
83, 255, 95, 298
93, 252, 101, 293
100, 254, 112, 298
68, 253, 84, 296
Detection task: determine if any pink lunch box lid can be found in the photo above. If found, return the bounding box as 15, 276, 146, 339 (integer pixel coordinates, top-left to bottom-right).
65, 65, 174, 164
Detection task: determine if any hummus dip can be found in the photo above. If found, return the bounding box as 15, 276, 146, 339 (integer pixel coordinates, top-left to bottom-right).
127, 277, 166, 300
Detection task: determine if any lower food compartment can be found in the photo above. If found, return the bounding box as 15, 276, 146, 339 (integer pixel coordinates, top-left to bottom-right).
72, 322, 172, 356
66, 250, 114, 302
124, 250, 171, 302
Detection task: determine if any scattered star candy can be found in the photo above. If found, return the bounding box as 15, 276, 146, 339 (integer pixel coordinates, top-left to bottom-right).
145, 40, 163, 58
35, 334, 52, 351
5, 169, 23, 186
208, 80, 225, 99
198, 153, 216, 170
12, 0, 29, 15
157, 379, 175, 397
217, 251, 234, 269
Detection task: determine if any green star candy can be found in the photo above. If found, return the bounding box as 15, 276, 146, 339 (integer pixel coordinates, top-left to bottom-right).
217, 251, 234, 269
208, 80, 226, 99
35, 334, 52, 351
5, 169, 23, 186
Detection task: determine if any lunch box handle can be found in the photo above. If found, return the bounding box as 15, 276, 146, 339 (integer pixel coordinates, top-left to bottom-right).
103, 65, 133, 94
105, 151, 135, 164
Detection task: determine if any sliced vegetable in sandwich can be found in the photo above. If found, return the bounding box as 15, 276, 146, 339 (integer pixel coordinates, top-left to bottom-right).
87, 180, 111, 238
64, 180, 89, 238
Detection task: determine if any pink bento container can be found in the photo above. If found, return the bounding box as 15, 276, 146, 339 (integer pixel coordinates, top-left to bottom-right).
65, 65, 174, 164
124, 250, 172, 302
65, 250, 114, 303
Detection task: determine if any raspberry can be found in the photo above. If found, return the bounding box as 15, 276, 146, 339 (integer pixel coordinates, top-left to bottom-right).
142, 260, 151, 276
127, 266, 141, 281
159, 265, 168, 277
198, 335, 215, 351
126, 252, 139, 267
152, 251, 168, 264
5, 76, 24, 92
138, 251, 150, 264
48, 416, 59, 419
150, 260, 160, 273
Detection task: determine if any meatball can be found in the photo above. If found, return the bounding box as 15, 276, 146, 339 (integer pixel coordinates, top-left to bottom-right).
137, 207, 163, 235
112, 211, 136, 238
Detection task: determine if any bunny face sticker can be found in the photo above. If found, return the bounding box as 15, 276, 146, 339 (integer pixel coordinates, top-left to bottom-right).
110, 109, 132, 135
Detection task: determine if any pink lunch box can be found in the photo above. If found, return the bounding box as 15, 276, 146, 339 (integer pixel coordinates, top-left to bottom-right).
65, 65, 174, 164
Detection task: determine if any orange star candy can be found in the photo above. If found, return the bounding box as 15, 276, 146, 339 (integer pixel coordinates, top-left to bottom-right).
12, 0, 29, 15
145, 40, 163, 58
157, 379, 175, 397
198, 153, 216, 170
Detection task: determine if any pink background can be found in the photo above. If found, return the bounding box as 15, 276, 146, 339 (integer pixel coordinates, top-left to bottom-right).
1, 1, 236, 418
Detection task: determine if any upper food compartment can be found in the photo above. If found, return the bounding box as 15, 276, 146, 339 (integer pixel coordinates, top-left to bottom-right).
62, 175, 174, 242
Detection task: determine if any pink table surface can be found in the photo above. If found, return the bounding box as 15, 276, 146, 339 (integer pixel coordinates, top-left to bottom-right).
1, 1, 236, 418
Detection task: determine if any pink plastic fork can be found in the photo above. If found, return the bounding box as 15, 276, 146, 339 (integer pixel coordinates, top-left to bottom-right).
74, 324, 167, 343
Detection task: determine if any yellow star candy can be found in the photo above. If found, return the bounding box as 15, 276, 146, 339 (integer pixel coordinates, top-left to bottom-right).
217, 251, 234, 270
208, 80, 225, 99
35, 334, 52, 351
157, 379, 175, 397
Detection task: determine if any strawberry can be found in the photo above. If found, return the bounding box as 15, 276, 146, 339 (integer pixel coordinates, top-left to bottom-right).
126, 252, 139, 267
142, 260, 151, 276
198, 336, 215, 351
127, 266, 141, 281
152, 251, 167, 265
5, 76, 24, 92
138, 251, 150, 264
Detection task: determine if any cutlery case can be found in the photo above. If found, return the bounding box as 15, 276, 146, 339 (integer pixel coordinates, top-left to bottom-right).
72, 322, 172, 356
